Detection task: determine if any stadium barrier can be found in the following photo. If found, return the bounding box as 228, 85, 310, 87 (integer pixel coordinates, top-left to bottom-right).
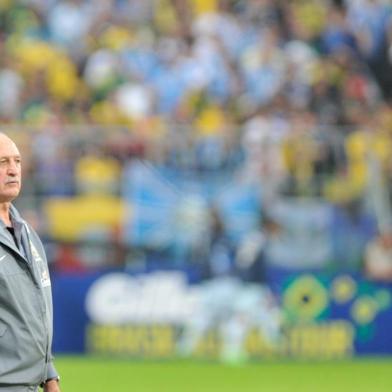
52, 268, 392, 360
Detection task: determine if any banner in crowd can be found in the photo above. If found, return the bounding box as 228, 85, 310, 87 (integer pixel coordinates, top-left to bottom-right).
52, 269, 392, 360
122, 160, 260, 249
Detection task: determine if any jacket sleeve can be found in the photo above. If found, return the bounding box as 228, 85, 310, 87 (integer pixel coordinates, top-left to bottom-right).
46, 360, 59, 380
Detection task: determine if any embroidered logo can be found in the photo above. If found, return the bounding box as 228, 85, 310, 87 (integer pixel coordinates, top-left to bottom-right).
29, 240, 51, 288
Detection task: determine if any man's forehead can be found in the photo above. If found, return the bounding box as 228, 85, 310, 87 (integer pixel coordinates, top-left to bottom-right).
0, 153, 21, 157
0, 148, 21, 159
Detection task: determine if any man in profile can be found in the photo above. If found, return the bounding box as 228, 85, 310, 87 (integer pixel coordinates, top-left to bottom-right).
0, 133, 61, 392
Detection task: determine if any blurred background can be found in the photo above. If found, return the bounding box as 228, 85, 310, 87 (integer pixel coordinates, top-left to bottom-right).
1, 0, 392, 364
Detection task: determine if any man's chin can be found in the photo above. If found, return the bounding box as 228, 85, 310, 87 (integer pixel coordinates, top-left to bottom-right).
1, 191, 21, 202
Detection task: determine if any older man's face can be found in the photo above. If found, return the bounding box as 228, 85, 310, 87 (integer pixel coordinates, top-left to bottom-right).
0, 135, 22, 203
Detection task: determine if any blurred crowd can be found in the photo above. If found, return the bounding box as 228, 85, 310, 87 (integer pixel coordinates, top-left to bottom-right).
2, 0, 392, 281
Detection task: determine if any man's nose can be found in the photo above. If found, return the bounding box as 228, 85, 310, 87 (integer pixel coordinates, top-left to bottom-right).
7, 162, 19, 174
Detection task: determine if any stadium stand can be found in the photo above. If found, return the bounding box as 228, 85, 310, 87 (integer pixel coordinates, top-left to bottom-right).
1, 0, 392, 279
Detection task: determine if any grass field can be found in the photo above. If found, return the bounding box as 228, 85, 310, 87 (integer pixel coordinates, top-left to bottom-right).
55, 356, 392, 392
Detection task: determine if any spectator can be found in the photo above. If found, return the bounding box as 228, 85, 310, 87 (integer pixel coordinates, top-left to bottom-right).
202, 206, 236, 279
364, 230, 392, 282
235, 214, 281, 283
330, 198, 377, 271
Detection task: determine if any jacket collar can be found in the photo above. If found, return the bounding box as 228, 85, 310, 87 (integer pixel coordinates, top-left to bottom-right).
0, 204, 28, 261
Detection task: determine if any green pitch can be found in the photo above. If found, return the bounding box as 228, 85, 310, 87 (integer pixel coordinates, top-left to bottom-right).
55, 356, 392, 392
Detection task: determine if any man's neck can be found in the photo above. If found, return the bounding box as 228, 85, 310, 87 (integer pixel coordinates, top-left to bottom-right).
0, 202, 12, 227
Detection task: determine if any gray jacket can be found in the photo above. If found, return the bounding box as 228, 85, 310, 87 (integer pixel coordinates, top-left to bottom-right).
0, 205, 58, 386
